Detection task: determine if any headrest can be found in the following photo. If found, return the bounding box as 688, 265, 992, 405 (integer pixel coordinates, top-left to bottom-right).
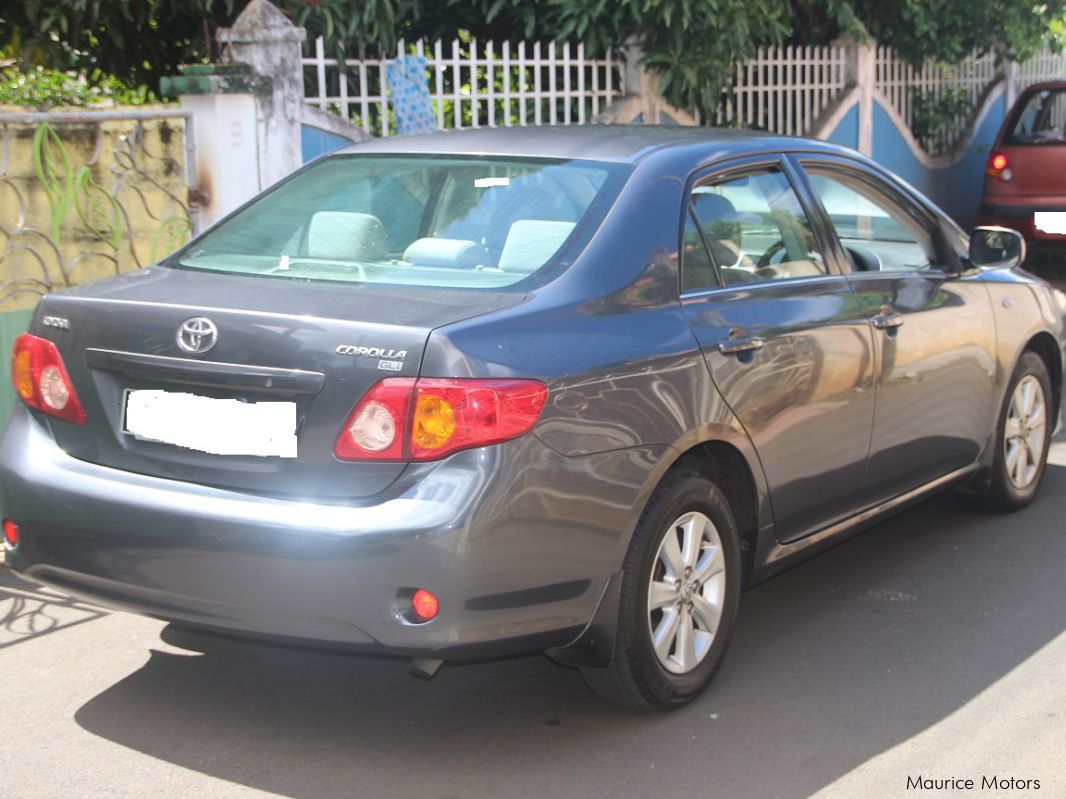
307, 212, 387, 260
403, 238, 488, 268
498, 220, 576, 273
692, 193, 742, 242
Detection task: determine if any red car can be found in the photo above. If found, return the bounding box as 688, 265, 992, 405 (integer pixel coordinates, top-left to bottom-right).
980, 80, 1066, 252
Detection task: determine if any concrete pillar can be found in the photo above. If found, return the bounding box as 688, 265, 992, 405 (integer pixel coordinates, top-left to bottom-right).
162, 0, 309, 229
218, 0, 307, 191
161, 64, 261, 230
1004, 61, 1020, 111
838, 31, 876, 156
612, 37, 700, 127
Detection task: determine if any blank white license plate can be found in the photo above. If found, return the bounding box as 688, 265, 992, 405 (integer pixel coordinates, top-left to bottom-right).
1034, 212, 1066, 235
123, 390, 297, 458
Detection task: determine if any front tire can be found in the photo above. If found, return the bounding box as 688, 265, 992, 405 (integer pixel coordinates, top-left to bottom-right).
581, 472, 741, 710
980, 351, 1052, 511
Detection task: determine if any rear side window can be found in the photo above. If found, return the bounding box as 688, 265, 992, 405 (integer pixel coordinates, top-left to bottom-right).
169, 155, 628, 289
682, 167, 825, 290
1006, 89, 1066, 145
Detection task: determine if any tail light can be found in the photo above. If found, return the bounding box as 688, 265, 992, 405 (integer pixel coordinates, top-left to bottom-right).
11, 333, 87, 424
986, 151, 1012, 182
335, 377, 548, 462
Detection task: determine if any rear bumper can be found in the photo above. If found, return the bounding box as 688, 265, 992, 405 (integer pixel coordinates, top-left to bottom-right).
0, 407, 625, 660
978, 202, 1066, 243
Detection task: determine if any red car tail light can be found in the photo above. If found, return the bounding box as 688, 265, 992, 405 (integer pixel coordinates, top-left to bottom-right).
334, 378, 547, 462
11, 333, 87, 424
985, 151, 1012, 182
333, 378, 414, 461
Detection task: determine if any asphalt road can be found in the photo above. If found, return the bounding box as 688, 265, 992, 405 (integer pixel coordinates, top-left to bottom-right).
2, 434, 1064, 799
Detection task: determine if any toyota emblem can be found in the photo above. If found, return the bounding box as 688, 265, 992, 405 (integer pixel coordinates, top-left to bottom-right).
177, 317, 219, 354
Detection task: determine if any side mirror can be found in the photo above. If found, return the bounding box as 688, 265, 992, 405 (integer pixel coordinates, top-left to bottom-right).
969, 226, 1026, 269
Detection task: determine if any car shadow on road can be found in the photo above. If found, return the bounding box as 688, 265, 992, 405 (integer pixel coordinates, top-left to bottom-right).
73, 463, 1066, 799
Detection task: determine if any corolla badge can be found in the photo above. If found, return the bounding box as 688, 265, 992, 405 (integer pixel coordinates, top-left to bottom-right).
177, 317, 219, 354
336, 344, 408, 371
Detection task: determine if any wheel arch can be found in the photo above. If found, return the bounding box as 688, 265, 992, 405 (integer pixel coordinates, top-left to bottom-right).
659, 438, 764, 586
1023, 331, 1062, 427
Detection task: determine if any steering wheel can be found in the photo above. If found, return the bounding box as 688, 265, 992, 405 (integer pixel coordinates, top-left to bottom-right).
757, 239, 788, 269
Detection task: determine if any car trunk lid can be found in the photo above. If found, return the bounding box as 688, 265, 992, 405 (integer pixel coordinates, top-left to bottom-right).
989, 144, 1066, 199
32, 266, 525, 499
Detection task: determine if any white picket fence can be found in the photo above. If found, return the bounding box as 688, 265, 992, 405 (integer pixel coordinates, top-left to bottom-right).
715, 45, 847, 136
875, 48, 1000, 152
303, 37, 621, 136
303, 36, 1066, 148
1017, 49, 1066, 89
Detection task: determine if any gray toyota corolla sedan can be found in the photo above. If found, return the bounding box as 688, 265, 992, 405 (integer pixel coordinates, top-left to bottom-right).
2, 127, 1063, 710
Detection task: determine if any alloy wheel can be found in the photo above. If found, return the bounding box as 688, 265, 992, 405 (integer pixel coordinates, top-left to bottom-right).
646, 511, 726, 675
1004, 375, 1047, 489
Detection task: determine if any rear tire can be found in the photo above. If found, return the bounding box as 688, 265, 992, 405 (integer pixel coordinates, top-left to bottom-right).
978, 351, 1052, 512
581, 472, 741, 710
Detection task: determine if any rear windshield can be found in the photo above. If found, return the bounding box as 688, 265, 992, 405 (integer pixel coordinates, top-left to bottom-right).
1006, 88, 1066, 145
168, 154, 628, 288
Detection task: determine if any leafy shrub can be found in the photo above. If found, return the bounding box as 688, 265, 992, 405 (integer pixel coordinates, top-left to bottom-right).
0, 67, 160, 109
910, 87, 975, 155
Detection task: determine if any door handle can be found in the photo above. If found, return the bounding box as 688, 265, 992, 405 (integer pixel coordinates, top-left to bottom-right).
717, 335, 766, 355
871, 312, 904, 330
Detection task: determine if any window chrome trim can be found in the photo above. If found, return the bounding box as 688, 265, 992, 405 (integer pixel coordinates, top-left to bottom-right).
679, 272, 849, 301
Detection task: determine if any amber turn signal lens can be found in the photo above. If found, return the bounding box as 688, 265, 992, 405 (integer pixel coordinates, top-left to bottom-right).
13, 349, 34, 400
412, 394, 456, 451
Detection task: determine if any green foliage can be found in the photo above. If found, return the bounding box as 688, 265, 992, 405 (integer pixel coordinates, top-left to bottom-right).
33, 121, 73, 243
2, 0, 1065, 120
74, 167, 124, 251
425, 0, 793, 117
0, 66, 160, 108
0, 67, 96, 108
790, 0, 1066, 65
910, 87, 975, 155
2, 0, 241, 86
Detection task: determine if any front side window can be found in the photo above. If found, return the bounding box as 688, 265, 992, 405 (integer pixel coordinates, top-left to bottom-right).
804, 167, 940, 273
169, 155, 628, 289
1007, 89, 1066, 145
682, 167, 825, 290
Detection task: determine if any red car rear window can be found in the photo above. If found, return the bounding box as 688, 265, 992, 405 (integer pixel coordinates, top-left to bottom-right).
1006, 88, 1066, 145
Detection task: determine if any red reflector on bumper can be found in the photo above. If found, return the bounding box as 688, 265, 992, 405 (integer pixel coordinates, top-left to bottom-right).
3, 519, 18, 547
412, 589, 439, 621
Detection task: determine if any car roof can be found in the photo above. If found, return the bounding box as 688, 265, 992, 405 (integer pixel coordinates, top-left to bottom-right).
336, 124, 860, 164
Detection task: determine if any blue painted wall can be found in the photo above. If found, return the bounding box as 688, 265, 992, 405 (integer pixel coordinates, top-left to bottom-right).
826, 104, 859, 151
871, 101, 937, 198
301, 125, 357, 162
816, 93, 1008, 230
939, 95, 1005, 228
